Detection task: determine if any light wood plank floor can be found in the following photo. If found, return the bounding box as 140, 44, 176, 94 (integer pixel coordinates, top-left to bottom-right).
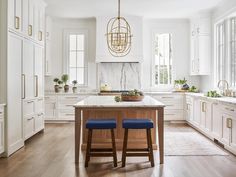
0, 123, 236, 177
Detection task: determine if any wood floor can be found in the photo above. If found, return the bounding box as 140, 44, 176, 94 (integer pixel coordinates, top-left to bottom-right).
0, 123, 236, 177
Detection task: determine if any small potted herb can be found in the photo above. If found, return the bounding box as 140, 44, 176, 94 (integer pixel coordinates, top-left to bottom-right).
61, 74, 69, 93
58, 80, 63, 92
53, 78, 60, 93
72, 80, 78, 93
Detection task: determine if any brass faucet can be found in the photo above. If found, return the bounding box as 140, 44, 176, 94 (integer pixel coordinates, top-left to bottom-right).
217, 80, 229, 96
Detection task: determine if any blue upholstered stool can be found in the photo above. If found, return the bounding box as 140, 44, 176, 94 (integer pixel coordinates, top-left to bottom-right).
122, 119, 155, 167
85, 119, 117, 167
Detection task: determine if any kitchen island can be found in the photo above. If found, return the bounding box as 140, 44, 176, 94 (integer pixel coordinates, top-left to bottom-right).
74, 95, 165, 164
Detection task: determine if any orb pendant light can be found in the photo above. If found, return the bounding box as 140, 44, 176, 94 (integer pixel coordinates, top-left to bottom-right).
106, 0, 132, 57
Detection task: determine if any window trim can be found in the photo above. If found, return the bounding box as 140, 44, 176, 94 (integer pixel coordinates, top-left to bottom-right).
150, 30, 175, 90
63, 29, 88, 87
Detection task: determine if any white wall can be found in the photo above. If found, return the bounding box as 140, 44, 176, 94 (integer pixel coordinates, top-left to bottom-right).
141, 19, 200, 91
200, 0, 236, 92
45, 17, 200, 91
44, 17, 97, 91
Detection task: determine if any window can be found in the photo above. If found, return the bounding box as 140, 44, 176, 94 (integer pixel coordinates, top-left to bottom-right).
64, 30, 88, 86
153, 33, 173, 87
230, 17, 236, 87
215, 22, 226, 82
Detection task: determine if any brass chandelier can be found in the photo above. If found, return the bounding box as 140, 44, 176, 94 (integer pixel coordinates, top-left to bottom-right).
106, 0, 132, 57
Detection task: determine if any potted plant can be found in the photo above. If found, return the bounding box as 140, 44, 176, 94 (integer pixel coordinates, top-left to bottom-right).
53, 78, 60, 93
58, 80, 63, 92
61, 74, 69, 92
72, 80, 78, 93
174, 78, 188, 91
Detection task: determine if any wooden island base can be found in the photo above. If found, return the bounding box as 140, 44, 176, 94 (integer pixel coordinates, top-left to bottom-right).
81, 108, 157, 150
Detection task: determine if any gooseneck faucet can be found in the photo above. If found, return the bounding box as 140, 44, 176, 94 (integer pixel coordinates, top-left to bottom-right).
217, 80, 229, 96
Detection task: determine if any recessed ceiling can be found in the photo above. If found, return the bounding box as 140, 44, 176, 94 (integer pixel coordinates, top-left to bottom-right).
45, 0, 224, 19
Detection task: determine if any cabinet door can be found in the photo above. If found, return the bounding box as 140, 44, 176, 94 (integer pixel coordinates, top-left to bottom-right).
33, 0, 39, 41
200, 101, 206, 129
24, 115, 35, 139
186, 103, 193, 122
45, 102, 56, 119
7, 33, 24, 151
212, 103, 222, 140
0, 119, 4, 153
193, 99, 201, 126
205, 102, 212, 132
23, 40, 34, 99
8, 0, 23, 31
22, 0, 29, 35
35, 113, 44, 132
38, 5, 45, 42
45, 40, 51, 75
221, 114, 230, 145
34, 45, 44, 98
230, 118, 236, 149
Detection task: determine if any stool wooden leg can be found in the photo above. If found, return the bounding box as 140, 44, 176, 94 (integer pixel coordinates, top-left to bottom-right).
146, 129, 151, 161
85, 129, 93, 167
111, 129, 117, 167
147, 128, 154, 167
122, 128, 128, 167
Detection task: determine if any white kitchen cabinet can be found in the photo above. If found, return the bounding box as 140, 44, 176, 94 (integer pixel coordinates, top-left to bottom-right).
212, 103, 222, 140
186, 96, 194, 122
192, 98, 201, 125
7, 33, 24, 155
45, 40, 52, 76
24, 115, 35, 140
152, 94, 184, 121
23, 40, 35, 99
0, 105, 5, 154
96, 15, 143, 62
35, 113, 44, 132
45, 16, 52, 41
190, 16, 211, 75
34, 45, 44, 98
8, 0, 23, 32
45, 94, 91, 121
199, 100, 212, 133
22, 0, 35, 38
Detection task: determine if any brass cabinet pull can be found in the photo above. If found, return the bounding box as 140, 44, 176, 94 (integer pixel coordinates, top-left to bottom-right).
161, 96, 174, 99
38, 31, 43, 41
202, 102, 206, 113
22, 74, 26, 99
27, 117, 34, 121
28, 25, 33, 36
15, 16, 20, 29
227, 118, 232, 128
27, 100, 34, 104
35, 75, 38, 97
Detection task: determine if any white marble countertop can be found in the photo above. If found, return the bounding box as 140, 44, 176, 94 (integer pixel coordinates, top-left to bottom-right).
45, 92, 98, 95
74, 95, 165, 108
186, 92, 236, 105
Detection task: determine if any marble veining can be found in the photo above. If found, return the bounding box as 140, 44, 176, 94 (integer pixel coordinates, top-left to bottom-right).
98, 63, 141, 90
74, 95, 165, 108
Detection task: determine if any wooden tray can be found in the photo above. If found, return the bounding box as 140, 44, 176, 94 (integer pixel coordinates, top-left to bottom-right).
121, 95, 144, 101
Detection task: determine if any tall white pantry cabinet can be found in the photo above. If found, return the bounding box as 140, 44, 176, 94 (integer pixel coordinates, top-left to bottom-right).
0, 0, 46, 156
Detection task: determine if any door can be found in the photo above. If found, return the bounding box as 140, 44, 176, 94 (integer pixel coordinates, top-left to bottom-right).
7, 33, 24, 152
34, 45, 44, 98
23, 40, 34, 99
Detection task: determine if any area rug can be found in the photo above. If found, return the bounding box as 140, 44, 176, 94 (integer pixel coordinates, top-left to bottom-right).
164, 131, 229, 156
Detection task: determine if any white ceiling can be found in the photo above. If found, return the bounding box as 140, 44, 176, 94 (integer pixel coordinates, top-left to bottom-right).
45, 0, 224, 19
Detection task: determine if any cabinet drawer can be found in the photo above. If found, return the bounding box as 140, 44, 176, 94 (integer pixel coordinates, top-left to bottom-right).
154, 94, 183, 101
35, 98, 44, 113
58, 110, 74, 120
58, 96, 78, 101
221, 105, 236, 117
35, 113, 44, 132
24, 115, 35, 139
23, 100, 35, 116
163, 101, 183, 110
58, 102, 76, 110
164, 110, 184, 121
45, 96, 56, 101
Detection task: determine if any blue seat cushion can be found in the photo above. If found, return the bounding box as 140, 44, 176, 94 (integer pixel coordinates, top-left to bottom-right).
86, 119, 116, 129
122, 119, 154, 129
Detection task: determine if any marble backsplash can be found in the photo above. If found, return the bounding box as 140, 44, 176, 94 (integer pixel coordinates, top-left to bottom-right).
98, 63, 141, 90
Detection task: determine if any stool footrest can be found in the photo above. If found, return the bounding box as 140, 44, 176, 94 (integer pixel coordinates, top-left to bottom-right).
126, 148, 149, 152
126, 153, 150, 157
90, 148, 113, 152
90, 152, 114, 157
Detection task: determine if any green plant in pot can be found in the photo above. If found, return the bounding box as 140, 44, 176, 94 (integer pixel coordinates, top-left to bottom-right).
72, 80, 78, 93
61, 74, 69, 93
58, 80, 63, 92
53, 78, 60, 93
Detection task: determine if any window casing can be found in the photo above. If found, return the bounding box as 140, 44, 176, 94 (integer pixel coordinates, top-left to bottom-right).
64, 30, 88, 86
152, 33, 173, 88
230, 17, 236, 87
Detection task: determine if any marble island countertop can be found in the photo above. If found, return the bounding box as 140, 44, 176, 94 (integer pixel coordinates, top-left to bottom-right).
74, 95, 165, 108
